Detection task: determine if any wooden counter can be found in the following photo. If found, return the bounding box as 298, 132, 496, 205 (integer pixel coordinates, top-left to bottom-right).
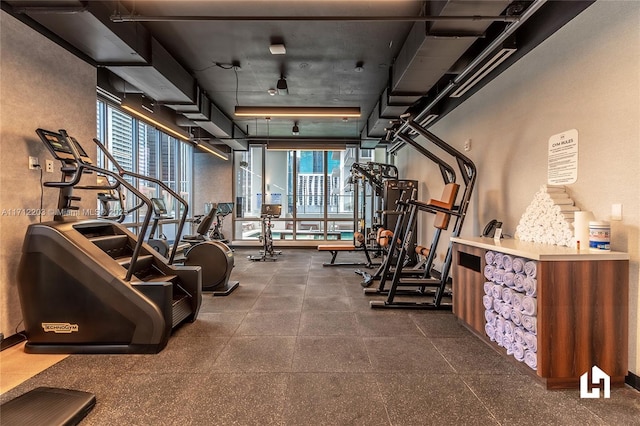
452, 237, 629, 390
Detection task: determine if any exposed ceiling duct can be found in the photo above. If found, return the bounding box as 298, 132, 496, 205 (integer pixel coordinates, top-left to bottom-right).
4, 0, 595, 150
6, 0, 247, 150
362, 0, 513, 144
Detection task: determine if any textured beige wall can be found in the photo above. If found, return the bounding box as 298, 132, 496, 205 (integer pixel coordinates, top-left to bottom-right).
0, 11, 97, 338
396, 1, 640, 375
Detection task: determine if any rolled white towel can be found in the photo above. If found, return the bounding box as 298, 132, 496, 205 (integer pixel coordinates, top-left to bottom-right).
502, 254, 514, 272
496, 317, 506, 334
493, 269, 505, 284
492, 284, 503, 300
504, 321, 514, 338
523, 277, 538, 297
522, 315, 537, 334
502, 287, 513, 304
485, 310, 498, 325
514, 326, 526, 345
485, 322, 496, 341
495, 331, 504, 348
503, 272, 516, 288
484, 264, 496, 280
522, 296, 537, 316
501, 303, 512, 319
493, 298, 502, 314
524, 332, 538, 353
505, 341, 514, 355
513, 273, 526, 292
511, 308, 523, 326
494, 252, 504, 268
524, 260, 537, 278
511, 292, 525, 312
485, 250, 495, 265
524, 350, 537, 370
512, 257, 525, 274
482, 295, 494, 310
483, 281, 494, 296
513, 342, 526, 361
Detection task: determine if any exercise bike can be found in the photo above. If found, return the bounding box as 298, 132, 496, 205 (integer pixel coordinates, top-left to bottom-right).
249, 204, 282, 261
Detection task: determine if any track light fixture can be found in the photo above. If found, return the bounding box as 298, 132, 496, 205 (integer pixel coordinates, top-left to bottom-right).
121, 95, 190, 141
235, 106, 361, 118
277, 76, 288, 95
292, 122, 299, 135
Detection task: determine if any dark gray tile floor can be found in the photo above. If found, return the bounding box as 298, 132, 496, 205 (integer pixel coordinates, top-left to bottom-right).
2, 248, 639, 425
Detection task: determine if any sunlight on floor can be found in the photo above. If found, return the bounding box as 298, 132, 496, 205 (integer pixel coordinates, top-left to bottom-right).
0, 342, 67, 394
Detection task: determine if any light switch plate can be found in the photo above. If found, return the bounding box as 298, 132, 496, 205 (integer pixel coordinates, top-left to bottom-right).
611, 203, 622, 221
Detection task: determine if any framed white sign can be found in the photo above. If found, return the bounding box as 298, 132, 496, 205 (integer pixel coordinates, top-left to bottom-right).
548, 129, 578, 185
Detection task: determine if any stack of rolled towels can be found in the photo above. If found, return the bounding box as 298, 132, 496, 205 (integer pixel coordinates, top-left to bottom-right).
484, 250, 538, 370
514, 184, 577, 247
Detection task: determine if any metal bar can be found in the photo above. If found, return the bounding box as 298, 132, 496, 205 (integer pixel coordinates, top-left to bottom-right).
111, 15, 520, 23
397, 133, 456, 184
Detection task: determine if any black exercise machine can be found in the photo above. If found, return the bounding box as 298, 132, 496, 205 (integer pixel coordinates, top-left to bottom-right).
17, 129, 201, 354
249, 204, 282, 261
357, 186, 418, 286
369, 117, 476, 309
93, 140, 238, 296
147, 197, 174, 257
209, 202, 234, 243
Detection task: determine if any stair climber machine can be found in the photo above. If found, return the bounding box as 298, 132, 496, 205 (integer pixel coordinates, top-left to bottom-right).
17, 129, 202, 354
94, 139, 238, 297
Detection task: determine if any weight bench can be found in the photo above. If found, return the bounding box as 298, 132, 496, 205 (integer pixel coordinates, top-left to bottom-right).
317, 244, 377, 267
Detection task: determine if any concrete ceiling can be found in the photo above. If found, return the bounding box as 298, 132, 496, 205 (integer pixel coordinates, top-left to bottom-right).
2, 0, 594, 150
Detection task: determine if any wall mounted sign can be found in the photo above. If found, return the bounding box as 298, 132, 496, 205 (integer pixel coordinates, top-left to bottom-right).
548, 129, 578, 185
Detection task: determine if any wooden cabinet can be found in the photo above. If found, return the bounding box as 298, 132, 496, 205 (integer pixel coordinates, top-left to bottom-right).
452, 237, 629, 390
452, 243, 486, 335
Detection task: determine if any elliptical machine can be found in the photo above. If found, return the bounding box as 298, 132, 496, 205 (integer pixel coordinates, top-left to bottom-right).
209, 202, 233, 244
93, 138, 239, 296
147, 197, 172, 257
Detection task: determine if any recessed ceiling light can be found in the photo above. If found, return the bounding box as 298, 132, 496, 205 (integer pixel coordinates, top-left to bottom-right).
268, 89, 277, 96
269, 44, 286, 55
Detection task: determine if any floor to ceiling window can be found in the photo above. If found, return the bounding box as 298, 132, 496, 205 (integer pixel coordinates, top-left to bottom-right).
96, 99, 193, 240
233, 145, 370, 241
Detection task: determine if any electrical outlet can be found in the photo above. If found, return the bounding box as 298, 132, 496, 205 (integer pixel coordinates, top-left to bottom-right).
29, 156, 39, 170
46, 159, 54, 173
464, 139, 472, 152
